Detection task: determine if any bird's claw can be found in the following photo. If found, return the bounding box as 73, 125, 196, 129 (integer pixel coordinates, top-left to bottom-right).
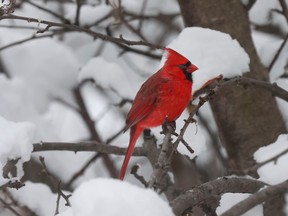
161, 118, 178, 136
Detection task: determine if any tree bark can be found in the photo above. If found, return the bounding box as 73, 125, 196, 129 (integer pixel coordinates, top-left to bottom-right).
177, 0, 287, 215
177, 0, 286, 173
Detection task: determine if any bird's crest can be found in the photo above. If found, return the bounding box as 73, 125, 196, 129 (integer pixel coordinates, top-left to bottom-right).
164, 48, 190, 65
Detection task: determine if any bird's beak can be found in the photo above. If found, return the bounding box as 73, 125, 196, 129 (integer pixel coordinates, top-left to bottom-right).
188, 63, 198, 73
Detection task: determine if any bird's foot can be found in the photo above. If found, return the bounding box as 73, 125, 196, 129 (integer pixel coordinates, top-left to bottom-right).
161, 119, 178, 136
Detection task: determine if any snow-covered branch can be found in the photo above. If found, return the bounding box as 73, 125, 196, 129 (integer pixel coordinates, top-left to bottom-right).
220, 180, 288, 216
170, 177, 265, 215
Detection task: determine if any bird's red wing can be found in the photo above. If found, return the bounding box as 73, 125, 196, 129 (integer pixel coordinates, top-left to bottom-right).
124, 71, 169, 131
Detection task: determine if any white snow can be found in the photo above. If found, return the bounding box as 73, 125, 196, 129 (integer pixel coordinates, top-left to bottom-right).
254, 134, 288, 184
164, 27, 250, 93
41, 102, 89, 142
9, 181, 69, 216
0, 0, 287, 215
249, 0, 288, 33
255, 36, 288, 81
57, 178, 175, 216
0, 115, 35, 186
216, 193, 263, 216
0, 37, 80, 112
122, 0, 180, 14
78, 57, 136, 100
0, 75, 38, 122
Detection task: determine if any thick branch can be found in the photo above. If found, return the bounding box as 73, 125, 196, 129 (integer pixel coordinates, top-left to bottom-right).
221, 180, 288, 216
32, 141, 146, 156
198, 76, 288, 103
147, 123, 174, 188
221, 77, 288, 102
170, 177, 265, 215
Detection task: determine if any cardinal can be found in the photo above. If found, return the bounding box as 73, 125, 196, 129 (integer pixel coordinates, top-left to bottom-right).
119, 48, 198, 180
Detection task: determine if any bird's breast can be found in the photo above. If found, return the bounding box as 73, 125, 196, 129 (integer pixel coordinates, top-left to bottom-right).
140, 79, 192, 128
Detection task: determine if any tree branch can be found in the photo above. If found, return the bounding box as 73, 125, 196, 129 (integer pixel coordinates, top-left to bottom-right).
74, 0, 82, 25
147, 123, 174, 188
66, 154, 101, 188
22, 0, 70, 23
32, 141, 146, 156
244, 148, 288, 174
278, 0, 288, 24
142, 132, 180, 201
0, 33, 55, 51
0, 14, 164, 49
170, 177, 265, 215
268, 33, 288, 72
220, 180, 288, 216
73, 85, 118, 178
221, 77, 288, 102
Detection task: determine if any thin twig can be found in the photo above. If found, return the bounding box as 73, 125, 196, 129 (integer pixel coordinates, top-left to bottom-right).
74, 86, 118, 178
198, 113, 228, 169
87, 10, 113, 28
0, 197, 22, 216
244, 148, 288, 174
23, 0, 70, 23
137, 0, 148, 31
0, 33, 54, 51
112, 5, 148, 41
54, 186, 61, 215
66, 154, 101, 188
0, 24, 40, 30
243, 0, 256, 10
75, 0, 82, 25
268, 33, 288, 72
180, 138, 194, 154
57, 181, 71, 207
278, 0, 288, 24
106, 125, 126, 144
131, 164, 148, 187
39, 156, 71, 208
169, 91, 215, 162
0, 14, 164, 49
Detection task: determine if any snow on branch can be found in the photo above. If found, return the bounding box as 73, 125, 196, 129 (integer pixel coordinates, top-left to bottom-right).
220, 180, 288, 216
170, 177, 265, 215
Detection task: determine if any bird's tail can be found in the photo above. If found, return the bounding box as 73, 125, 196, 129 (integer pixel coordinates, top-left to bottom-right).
119, 126, 143, 180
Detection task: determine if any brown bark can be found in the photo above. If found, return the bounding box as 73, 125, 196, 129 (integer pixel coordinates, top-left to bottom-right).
177, 0, 286, 172
177, 0, 287, 215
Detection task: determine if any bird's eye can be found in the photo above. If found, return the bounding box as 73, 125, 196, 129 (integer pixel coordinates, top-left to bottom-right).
179, 61, 191, 70
184, 61, 191, 67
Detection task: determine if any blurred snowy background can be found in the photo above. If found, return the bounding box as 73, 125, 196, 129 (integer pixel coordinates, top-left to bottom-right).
0, 0, 288, 215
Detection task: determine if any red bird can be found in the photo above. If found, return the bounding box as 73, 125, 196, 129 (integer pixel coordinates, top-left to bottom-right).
119, 48, 198, 180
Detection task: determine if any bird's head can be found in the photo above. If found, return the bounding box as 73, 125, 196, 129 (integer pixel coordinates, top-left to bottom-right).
164, 48, 198, 73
